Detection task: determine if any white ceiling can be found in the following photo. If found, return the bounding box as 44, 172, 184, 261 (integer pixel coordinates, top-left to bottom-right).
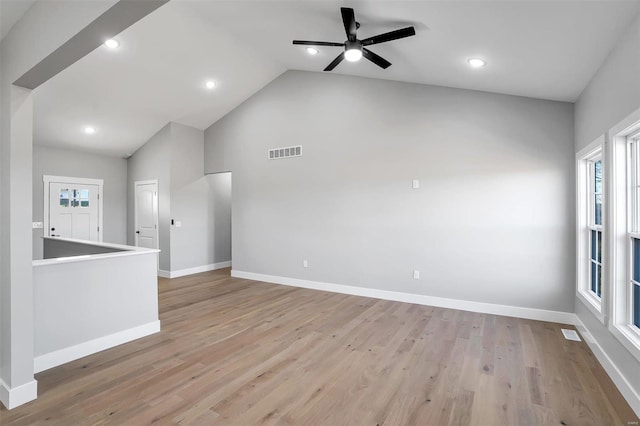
0, 0, 35, 40
31, 0, 640, 157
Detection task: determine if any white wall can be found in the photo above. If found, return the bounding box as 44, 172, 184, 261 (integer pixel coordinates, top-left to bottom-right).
205, 70, 575, 313
32, 145, 128, 260
127, 123, 171, 270
574, 15, 640, 407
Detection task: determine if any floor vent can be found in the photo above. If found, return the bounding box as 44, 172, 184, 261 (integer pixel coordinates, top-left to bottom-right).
561, 328, 581, 342
268, 145, 302, 160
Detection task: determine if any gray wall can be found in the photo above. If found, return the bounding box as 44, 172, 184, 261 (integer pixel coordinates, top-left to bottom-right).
170, 123, 211, 270
43, 238, 123, 259
204, 70, 575, 313
127, 123, 171, 270
574, 15, 640, 404
0, 1, 135, 403
129, 122, 231, 273
575, 14, 640, 151
208, 172, 232, 265
32, 145, 128, 260
34, 250, 158, 359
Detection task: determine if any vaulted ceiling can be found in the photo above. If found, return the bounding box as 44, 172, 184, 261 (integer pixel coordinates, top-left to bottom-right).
16, 0, 640, 157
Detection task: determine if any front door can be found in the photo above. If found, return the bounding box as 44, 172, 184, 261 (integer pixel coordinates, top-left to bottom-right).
45, 176, 102, 241
135, 181, 158, 249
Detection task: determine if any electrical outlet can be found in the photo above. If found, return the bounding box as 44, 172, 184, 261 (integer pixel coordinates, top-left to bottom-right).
175, 220, 182, 228
413, 270, 420, 279
303, 260, 309, 268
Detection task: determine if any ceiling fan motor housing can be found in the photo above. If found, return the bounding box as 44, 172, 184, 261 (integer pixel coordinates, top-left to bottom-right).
345, 40, 362, 52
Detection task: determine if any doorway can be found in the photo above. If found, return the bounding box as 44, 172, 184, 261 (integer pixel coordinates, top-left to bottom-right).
134, 180, 159, 249
43, 175, 103, 241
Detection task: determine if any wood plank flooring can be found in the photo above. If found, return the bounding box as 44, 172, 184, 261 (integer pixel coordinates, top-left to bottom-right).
1, 268, 637, 425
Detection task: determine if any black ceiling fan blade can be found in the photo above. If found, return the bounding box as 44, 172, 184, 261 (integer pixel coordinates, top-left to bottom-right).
361, 26, 416, 46
293, 40, 344, 47
341, 7, 357, 42
324, 52, 345, 71
362, 48, 391, 69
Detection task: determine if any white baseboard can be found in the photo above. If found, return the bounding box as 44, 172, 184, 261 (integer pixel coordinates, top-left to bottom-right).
0, 378, 37, 410
159, 261, 231, 279
575, 317, 640, 417
34, 320, 161, 373
231, 270, 576, 324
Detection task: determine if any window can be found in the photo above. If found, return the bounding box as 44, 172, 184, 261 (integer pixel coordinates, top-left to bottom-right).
80, 189, 90, 207
608, 111, 640, 362
589, 157, 603, 298
59, 188, 69, 207
60, 188, 90, 208
576, 140, 604, 320
627, 135, 640, 332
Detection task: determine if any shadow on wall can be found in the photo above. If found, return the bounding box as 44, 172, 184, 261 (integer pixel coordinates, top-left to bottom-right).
207, 172, 232, 265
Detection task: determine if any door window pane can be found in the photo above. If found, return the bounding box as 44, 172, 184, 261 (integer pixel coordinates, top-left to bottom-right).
59, 189, 69, 207
80, 189, 90, 207
591, 262, 597, 294
591, 230, 597, 261
71, 189, 80, 207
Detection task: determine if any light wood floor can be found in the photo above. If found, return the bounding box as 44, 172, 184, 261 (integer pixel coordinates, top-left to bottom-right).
1, 268, 637, 425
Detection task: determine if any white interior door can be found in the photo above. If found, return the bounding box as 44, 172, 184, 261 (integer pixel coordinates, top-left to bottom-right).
135, 181, 158, 249
47, 180, 101, 241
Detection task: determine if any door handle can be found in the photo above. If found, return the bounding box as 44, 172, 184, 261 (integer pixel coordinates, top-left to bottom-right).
51, 234, 60, 237
51, 227, 55, 231
136, 231, 140, 234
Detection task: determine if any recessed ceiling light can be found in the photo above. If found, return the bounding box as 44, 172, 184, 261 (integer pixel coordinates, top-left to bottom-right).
84, 126, 96, 135
467, 58, 487, 68
104, 39, 119, 49
205, 80, 216, 90
306, 47, 319, 55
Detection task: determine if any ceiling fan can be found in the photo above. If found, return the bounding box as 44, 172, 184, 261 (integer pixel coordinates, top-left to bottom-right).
293, 7, 416, 71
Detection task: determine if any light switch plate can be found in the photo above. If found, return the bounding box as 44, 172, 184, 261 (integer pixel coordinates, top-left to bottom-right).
32, 222, 43, 229
412, 179, 419, 189
175, 221, 182, 228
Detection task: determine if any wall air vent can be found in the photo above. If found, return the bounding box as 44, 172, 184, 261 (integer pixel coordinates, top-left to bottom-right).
268, 145, 302, 160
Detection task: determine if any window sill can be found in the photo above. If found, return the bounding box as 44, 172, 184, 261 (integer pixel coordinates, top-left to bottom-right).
609, 323, 640, 363
577, 291, 606, 325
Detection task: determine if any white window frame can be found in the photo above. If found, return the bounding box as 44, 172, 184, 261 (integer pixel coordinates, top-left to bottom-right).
576, 137, 605, 323
609, 106, 640, 363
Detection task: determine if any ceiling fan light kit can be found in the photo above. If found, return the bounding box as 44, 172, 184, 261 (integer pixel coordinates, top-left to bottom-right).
344, 40, 363, 62
293, 7, 416, 71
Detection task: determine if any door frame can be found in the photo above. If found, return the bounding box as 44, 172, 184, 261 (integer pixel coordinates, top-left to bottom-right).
134, 179, 159, 249
43, 175, 104, 241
